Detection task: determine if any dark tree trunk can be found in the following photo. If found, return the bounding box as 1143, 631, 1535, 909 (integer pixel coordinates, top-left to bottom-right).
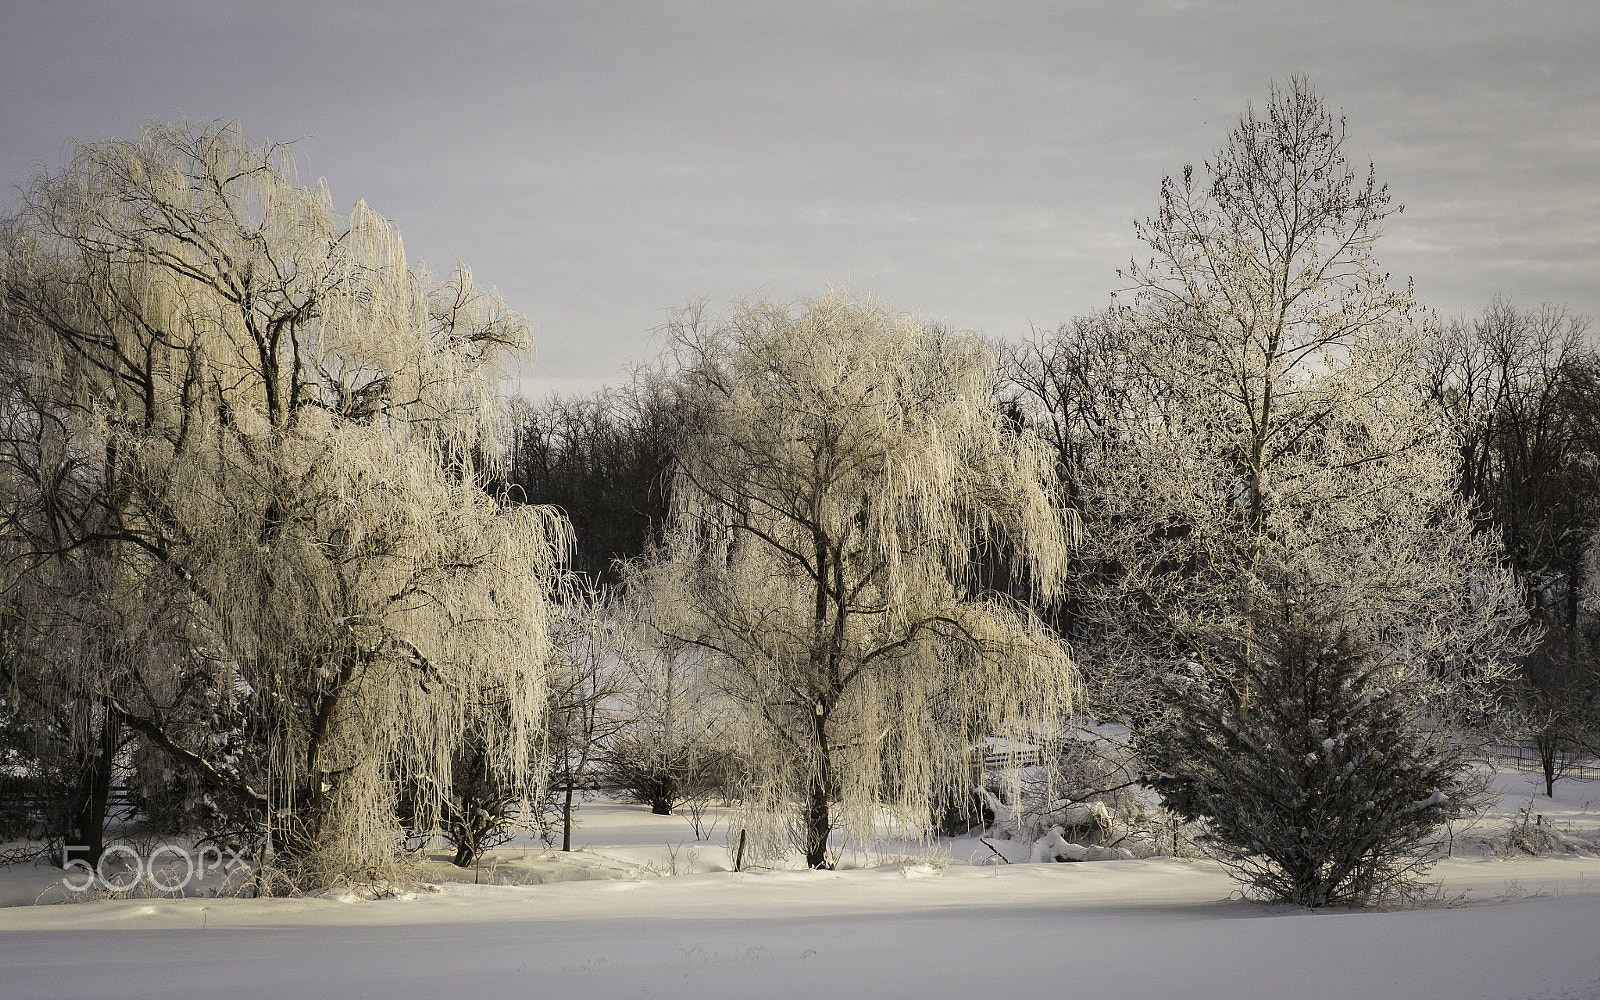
803, 706, 834, 869
563, 772, 577, 851
64, 708, 120, 867
803, 775, 831, 869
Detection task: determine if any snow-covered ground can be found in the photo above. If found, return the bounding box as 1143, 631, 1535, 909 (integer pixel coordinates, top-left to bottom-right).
3, 767, 1599, 1000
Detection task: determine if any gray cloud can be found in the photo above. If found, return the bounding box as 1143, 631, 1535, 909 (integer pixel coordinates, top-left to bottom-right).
3, 0, 1595, 395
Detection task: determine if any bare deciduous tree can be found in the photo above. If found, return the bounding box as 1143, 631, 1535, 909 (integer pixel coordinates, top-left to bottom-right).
1093, 77, 1521, 712
599, 580, 736, 826
541, 580, 627, 852
1421, 299, 1600, 792
1423, 299, 1600, 628
1515, 623, 1600, 796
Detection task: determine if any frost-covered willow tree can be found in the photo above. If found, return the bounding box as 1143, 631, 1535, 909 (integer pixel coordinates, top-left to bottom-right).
633, 292, 1078, 868
1074, 80, 1525, 902
0, 121, 568, 880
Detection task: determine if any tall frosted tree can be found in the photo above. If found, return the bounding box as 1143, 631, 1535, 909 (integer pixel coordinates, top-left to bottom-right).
634, 291, 1078, 868
0, 121, 569, 881
1074, 80, 1524, 903
1088, 77, 1522, 705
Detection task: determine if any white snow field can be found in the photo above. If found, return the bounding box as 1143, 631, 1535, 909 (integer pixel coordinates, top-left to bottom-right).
3, 768, 1598, 1000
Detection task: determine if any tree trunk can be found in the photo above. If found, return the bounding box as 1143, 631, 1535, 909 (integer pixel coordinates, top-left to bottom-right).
803, 773, 831, 869
64, 708, 120, 867
562, 770, 576, 851
803, 705, 833, 869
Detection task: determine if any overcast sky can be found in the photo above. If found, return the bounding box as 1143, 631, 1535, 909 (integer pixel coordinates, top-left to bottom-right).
2, 1, 1595, 397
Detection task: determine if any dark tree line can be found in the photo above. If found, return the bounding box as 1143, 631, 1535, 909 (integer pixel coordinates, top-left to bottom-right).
1424, 299, 1600, 793
499, 382, 678, 586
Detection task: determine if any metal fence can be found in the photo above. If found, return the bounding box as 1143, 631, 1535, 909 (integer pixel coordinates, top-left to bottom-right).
1482, 746, 1600, 781
981, 743, 1600, 781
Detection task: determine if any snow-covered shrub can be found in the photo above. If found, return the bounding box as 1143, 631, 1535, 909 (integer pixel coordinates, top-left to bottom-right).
597, 728, 738, 817
1000, 731, 1192, 861
1480, 797, 1595, 858
399, 731, 523, 868
1030, 822, 1131, 862
1018, 734, 1141, 839
131, 729, 241, 839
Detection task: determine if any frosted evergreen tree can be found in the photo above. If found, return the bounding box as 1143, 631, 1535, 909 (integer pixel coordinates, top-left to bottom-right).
1143, 577, 1473, 906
